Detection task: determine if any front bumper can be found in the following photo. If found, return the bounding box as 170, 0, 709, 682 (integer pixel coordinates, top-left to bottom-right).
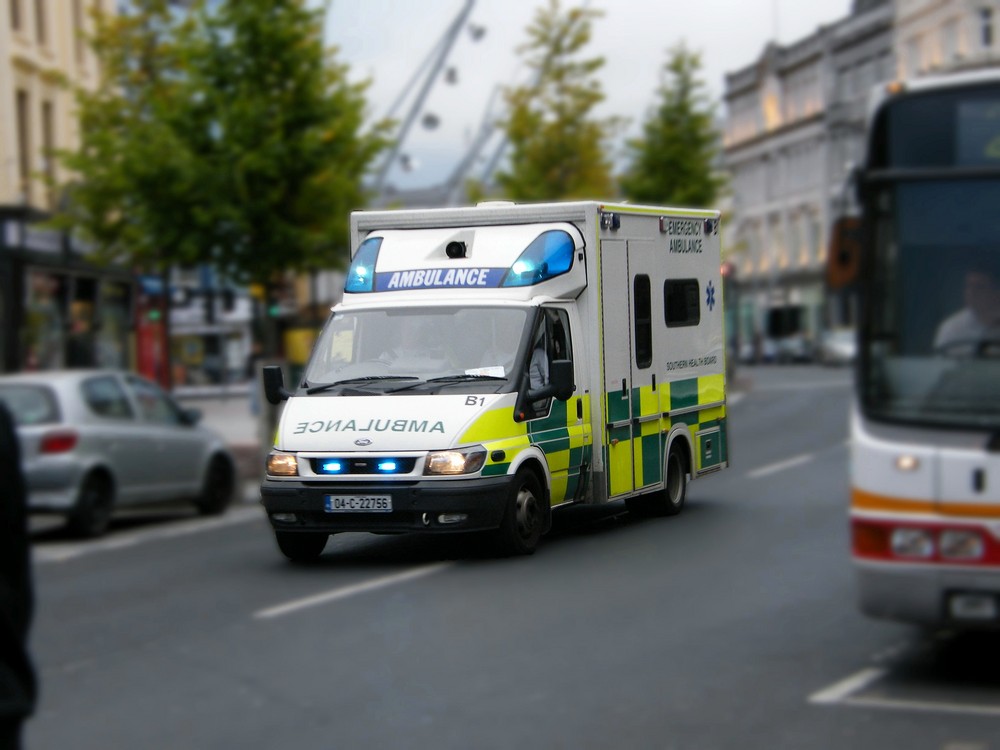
856, 561, 1000, 629
260, 475, 514, 534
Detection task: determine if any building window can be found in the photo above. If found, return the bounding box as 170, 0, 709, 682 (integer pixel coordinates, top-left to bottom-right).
73, 0, 84, 65
42, 100, 55, 207
981, 7, 994, 48
34, 0, 45, 45
11, 0, 22, 30
16, 89, 30, 200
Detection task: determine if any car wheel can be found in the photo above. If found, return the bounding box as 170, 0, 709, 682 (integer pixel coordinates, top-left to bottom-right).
196, 455, 235, 516
275, 531, 328, 563
493, 468, 545, 556
67, 472, 114, 538
626, 446, 688, 518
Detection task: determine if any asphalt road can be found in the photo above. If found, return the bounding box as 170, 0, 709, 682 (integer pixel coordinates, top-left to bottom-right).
24, 366, 1000, 749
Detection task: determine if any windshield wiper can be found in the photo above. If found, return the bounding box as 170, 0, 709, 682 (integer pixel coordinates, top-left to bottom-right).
387, 374, 507, 394
306, 376, 418, 395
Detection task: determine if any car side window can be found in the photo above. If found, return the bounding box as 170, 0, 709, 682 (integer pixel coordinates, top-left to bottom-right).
81, 376, 135, 420
127, 376, 181, 425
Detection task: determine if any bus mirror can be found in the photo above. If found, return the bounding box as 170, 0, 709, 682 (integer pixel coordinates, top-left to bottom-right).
262, 365, 292, 404
827, 217, 861, 290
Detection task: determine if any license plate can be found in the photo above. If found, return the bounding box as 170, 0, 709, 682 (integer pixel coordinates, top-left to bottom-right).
324, 495, 392, 513
948, 592, 998, 621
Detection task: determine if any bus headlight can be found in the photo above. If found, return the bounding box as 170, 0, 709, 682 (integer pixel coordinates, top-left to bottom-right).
940, 530, 984, 560
890, 528, 934, 558
266, 452, 299, 476
424, 447, 487, 475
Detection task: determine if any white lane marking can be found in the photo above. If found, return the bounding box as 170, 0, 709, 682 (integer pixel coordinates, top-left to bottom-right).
842, 695, 1000, 718
728, 393, 745, 406
33, 505, 264, 564
808, 668, 886, 704
746, 452, 814, 479
254, 562, 452, 620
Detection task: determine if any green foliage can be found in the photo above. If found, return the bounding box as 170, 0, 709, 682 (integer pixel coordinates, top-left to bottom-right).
55, 0, 389, 282
620, 43, 725, 208
494, 0, 619, 201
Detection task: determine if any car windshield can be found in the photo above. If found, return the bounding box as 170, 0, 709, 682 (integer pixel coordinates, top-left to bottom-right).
862, 180, 1000, 430
0, 384, 61, 425
304, 306, 530, 392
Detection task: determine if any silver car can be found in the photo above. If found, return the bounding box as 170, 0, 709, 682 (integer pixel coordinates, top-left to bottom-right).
0, 369, 236, 537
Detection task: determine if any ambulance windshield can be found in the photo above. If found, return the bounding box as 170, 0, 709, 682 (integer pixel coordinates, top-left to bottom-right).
304, 306, 530, 392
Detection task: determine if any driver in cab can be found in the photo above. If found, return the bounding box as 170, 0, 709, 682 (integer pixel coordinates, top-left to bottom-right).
934, 265, 1000, 353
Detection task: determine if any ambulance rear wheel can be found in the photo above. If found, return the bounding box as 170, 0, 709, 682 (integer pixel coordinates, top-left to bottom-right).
275, 531, 328, 563
495, 469, 544, 556
657, 447, 687, 516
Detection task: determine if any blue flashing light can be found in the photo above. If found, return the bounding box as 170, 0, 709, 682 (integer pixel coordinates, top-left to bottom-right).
345, 237, 383, 293
502, 231, 575, 287
320, 460, 345, 474
377, 460, 398, 473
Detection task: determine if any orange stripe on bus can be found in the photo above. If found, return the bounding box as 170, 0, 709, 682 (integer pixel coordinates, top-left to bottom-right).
851, 488, 1000, 518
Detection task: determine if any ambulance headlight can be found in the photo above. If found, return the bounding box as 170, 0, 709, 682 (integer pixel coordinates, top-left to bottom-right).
424, 447, 487, 475
266, 452, 299, 476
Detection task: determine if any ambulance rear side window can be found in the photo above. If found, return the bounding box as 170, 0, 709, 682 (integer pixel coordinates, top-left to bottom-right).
664, 279, 700, 328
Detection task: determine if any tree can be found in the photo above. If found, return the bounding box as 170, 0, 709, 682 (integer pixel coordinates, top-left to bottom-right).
55, 0, 388, 300
620, 44, 725, 208
493, 0, 618, 201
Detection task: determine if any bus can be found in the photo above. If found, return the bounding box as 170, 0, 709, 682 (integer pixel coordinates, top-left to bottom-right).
839, 69, 1000, 629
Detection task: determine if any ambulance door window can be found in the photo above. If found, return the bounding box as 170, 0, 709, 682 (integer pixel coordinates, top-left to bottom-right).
634, 275, 652, 368
525, 308, 572, 421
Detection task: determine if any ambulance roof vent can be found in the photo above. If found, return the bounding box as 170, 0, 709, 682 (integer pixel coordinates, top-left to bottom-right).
476, 201, 515, 208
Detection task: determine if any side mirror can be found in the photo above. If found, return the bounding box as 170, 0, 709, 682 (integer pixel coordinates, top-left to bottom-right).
549, 359, 575, 401
262, 365, 292, 405
826, 216, 861, 290
179, 407, 202, 426
525, 359, 575, 403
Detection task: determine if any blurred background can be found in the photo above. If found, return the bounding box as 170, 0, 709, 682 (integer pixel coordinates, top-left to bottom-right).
4, 2, 1000, 748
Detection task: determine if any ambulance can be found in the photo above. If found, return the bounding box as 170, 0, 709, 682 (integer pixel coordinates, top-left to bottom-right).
260, 201, 729, 562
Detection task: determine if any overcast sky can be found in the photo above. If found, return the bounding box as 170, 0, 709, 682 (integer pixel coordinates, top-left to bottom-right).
323, 0, 852, 190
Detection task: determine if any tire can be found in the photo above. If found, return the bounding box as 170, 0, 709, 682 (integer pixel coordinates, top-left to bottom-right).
493, 468, 545, 556
196, 455, 235, 516
67, 472, 114, 538
655, 447, 688, 517
275, 531, 328, 563
626, 446, 688, 518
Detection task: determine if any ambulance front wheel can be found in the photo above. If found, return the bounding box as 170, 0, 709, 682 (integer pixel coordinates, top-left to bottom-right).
495, 468, 545, 556
275, 531, 329, 563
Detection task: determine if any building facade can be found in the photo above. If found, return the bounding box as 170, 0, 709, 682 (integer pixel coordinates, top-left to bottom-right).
723, 27, 837, 362
0, 0, 138, 374
723, 0, 1000, 362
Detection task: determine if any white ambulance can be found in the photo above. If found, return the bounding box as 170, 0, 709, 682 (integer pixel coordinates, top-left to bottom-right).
261, 201, 729, 562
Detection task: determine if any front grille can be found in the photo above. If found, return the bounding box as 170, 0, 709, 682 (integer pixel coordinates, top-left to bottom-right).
310, 456, 419, 476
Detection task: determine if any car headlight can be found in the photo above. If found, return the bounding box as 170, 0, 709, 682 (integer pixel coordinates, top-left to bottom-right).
266, 452, 299, 476
424, 447, 487, 475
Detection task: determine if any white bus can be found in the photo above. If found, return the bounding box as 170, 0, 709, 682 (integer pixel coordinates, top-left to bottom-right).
838, 70, 1000, 628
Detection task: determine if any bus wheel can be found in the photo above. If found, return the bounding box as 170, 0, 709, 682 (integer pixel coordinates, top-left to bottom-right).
275, 531, 328, 563
495, 469, 544, 556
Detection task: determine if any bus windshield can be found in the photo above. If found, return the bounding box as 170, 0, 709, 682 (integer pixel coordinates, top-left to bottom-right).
303, 306, 530, 390
862, 178, 1000, 429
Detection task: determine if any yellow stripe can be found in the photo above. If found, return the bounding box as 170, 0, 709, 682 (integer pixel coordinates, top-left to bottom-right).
852, 488, 1000, 518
